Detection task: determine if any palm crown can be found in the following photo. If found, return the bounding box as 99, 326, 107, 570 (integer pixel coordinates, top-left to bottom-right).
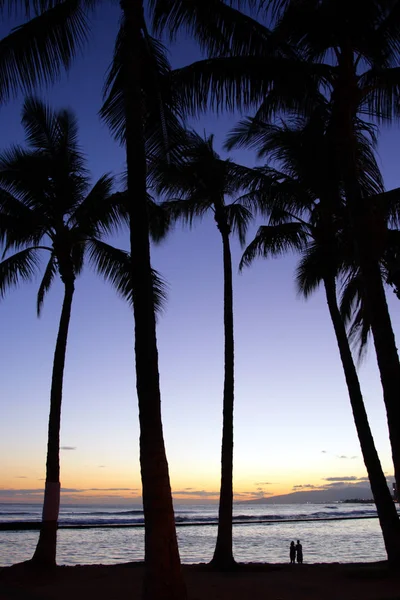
0, 97, 146, 309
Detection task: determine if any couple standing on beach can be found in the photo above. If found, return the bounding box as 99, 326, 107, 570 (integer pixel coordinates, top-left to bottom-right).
290, 540, 303, 564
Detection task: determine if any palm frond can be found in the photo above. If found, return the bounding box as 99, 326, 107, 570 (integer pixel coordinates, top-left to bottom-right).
0, 144, 47, 203
22, 96, 59, 152
150, 0, 275, 58
22, 97, 85, 169
68, 174, 120, 236
0, 188, 45, 250
359, 66, 400, 121
381, 228, 400, 297
372, 186, 400, 228
36, 252, 56, 315
0, 246, 40, 298
161, 198, 211, 227
240, 221, 308, 270
340, 271, 371, 361
0, 0, 89, 104
146, 198, 171, 243
86, 239, 167, 314
225, 117, 276, 155
295, 242, 324, 298
0, 186, 34, 218
225, 202, 252, 246
172, 55, 331, 116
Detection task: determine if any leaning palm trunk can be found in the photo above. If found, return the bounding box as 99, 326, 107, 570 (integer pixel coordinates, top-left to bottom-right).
32, 277, 75, 566
324, 275, 400, 564
122, 2, 186, 598
331, 53, 400, 496
210, 214, 236, 570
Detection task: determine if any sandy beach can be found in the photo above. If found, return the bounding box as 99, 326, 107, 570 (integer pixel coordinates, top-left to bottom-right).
1, 561, 399, 600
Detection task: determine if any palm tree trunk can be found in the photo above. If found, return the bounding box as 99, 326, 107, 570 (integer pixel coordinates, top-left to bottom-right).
332, 54, 400, 496
32, 277, 75, 567
210, 219, 236, 570
121, 3, 186, 598
324, 275, 400, 564
343, 155, 400, 497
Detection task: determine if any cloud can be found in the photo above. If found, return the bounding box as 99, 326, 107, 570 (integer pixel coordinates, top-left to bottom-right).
15, 476, 27, 479
86, 488, 137, 492
234, 490, 273, 499
60, 487, 138, 493
173, 489, 220, 497
321, 481, 371, 489
98, 465, 105, 468
293, 484, 319, 490
254, 482, 273, 486
336, 455, 358, 460
0, 489, 44, 497
321, 450, 327, 454
61, 446, 76, 451
0, 488, 142, 503
324, 476, 359, 482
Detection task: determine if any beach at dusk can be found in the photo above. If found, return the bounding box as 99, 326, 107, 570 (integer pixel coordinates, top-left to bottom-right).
2, 0, 400, 598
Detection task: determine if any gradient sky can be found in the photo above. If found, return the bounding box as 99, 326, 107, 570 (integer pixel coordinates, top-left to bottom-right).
1, 3, 400, 505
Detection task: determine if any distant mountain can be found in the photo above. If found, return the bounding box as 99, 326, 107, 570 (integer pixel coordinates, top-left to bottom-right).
237, 486, 375, 504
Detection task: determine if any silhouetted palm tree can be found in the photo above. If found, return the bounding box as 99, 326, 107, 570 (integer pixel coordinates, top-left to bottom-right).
259, 0, 400, 501
0, 97, 167, 566
167, 0, 400, 496
99, 8, 189, 596
3, 2, 188, 593
151, 130, 257, 570
235, 113, 400, 563
2, 0, 272, 591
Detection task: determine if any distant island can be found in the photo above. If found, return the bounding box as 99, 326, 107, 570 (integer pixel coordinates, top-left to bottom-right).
236, 486, 379, 504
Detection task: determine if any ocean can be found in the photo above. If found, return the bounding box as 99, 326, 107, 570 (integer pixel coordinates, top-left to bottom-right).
0, 502, 391, 567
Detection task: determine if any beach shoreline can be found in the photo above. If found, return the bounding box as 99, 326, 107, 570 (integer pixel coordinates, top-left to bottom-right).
1, 561, 399, 599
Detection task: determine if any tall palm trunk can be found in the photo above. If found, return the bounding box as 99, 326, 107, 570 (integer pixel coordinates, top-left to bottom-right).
121, 2, 186, 598
324, 275, 400, 564
332, 49, 400, 495
32, 276, 75, 566
210, 213, 236, 570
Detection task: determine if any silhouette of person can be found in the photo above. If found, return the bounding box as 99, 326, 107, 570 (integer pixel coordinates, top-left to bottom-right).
290, 541, 296, 564
296, 539, 303, 564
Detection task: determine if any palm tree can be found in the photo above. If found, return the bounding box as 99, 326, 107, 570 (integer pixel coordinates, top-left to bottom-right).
99, 8, 190, 597
151, 130, 256, 570
160, 0, 400, 497
2, 1, 270, 593
259, 0, 400, 501
0, 97, 160, 566
233, 113, 400, 563
2, 3, 189, 594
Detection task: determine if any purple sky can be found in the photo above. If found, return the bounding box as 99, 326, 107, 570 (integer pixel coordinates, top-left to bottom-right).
0, 4, 400, 504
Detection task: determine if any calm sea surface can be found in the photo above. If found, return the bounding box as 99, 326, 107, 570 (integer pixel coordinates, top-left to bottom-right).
0, 502, 392, 566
